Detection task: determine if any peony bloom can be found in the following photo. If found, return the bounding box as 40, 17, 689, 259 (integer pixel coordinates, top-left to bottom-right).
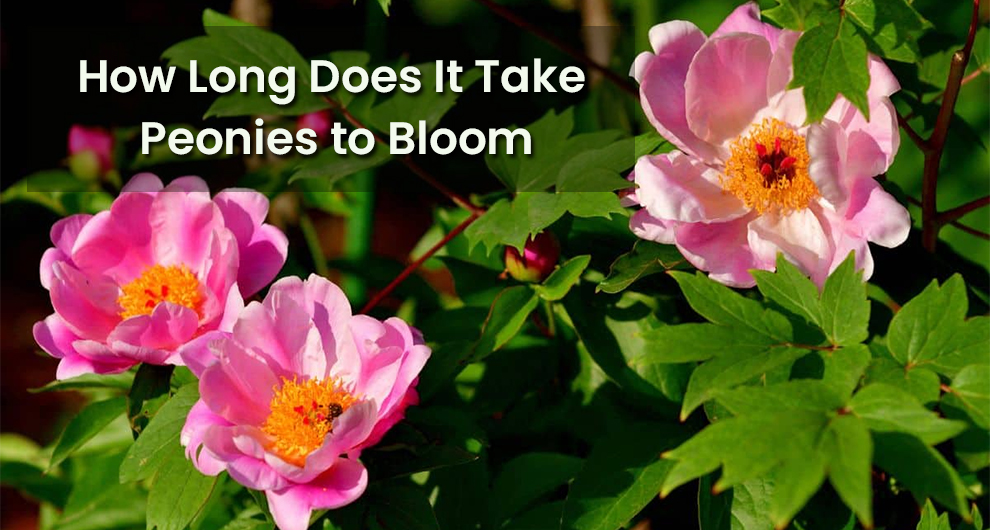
68, 125, 115, 179
297, 110, 333, 145
504, 232, 561, 283
33, 173, 288, 379
179, 274, 430, 530
626, 2, 910, 287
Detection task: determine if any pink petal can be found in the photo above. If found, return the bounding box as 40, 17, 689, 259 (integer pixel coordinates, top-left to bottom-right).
764, 31, 806, 126
181, 401, 233, 476
237, 225, 289, 298
106, 303, 200, 365
634, 152, 747, 223
685, 33, 773, 145
201, 425, 288, 491
629, 209, 679, 244
266, 459, 369, 530
674, 213, 769, 287
71, 193, 155, 283
711, 2, 782, 52
806, 120, 849, 207
637, 22, 723, 163
120, 173, 164, 193
68, 126, 114, 171
747, 206, 833, 285
844, 178, 911, 249
199, 341, 278, 426
163, 176, 211, 193
148, 190, 223, 271
49, 263, 120, 340
825, 57, 901, 169
177, 330, 228, 378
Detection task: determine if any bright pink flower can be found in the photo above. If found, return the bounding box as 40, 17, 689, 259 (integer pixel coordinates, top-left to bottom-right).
178, 274, 430, 530
68, 125, 115, 174
297, 110, 333, 145
504, 232, 561, 283
627, 2, 910, 287
33, 173, 289, 379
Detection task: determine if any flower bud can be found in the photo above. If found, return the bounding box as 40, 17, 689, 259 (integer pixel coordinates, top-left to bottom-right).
297, 110, 333, 145
504, 232, 560, 283
68, 125, 114, 179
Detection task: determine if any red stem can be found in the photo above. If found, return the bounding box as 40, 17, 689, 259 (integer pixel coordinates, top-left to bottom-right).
360, 212, 480, 314
937, 196, 990, 225
469, 0, 639, 97
906, 195, 990, 240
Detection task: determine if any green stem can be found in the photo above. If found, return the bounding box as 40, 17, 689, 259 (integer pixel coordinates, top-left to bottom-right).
299, 211, 330, 278
544, 299, 557, 337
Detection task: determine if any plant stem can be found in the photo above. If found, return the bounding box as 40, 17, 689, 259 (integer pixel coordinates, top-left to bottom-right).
360, 212, 480, 314
905, 195, 990, 240
299, 211, 330, 278
920, 0, 981, 252
936, 196, 990, 225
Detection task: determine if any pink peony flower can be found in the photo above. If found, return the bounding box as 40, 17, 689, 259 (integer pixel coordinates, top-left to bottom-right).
504, 232, 561, 283
33, 173, 289, 379
627, 2, 910, 287
178, 274, 431, 530
68, 125, 115, 175
297, 110, 333, 145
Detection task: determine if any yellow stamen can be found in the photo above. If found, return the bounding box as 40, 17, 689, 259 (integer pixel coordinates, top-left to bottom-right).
262, 376, 357, 466
117, 264, 202, 319
723, 118, 819, 214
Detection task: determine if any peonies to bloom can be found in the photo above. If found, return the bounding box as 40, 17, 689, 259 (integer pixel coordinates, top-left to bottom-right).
33, 173, 288, 379
626, 2, 910, 287
178, 274, 430, 530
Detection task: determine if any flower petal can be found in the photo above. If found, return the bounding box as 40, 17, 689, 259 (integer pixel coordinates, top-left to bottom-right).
629, 209, 679, 244
674, 213, 769, 287
685, 33, 772, 145
711, 2, 782, 52
747, 206, 833, 285
844, 178, 911, 248
266, 459, 369, 530
634, 152, 747, 223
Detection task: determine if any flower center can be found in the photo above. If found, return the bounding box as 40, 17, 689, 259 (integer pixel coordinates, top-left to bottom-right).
117, 264, 202, 319
262, 376, 357, 466
723, 118, 819, 214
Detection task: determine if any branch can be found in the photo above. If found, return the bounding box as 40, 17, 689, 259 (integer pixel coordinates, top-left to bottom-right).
920, 0, 981, 252
896, 112, 927, 149
937, 196, 990, 225
469, 0, 639, 97
322, 96, 484, 215
906, 195, 990, 240
903, 68, 987, 121
360, 212, 480, 314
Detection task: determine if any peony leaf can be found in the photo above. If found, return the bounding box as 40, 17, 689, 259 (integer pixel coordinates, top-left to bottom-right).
533, 255, 590, 301
598, 241, 686, 294
147, 445, 219, 530
120, 384, 200, 483
48, 397, 127, 471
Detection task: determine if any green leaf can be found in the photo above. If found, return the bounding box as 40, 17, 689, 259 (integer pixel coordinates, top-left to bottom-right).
818, 253, 869, 346
681, 346, 809, 419
366, 483, 440, 530
917, 500, 952, 530
763, 0, 830, 31
473, 286, 539, 359
127, 364, 175, 436
698, 476, 774, 530
752, 254, 823, 328
845, 0, 930, 62
864, 356, 941, 406
714, 380, 847, 416
54, 452, 147, 530
533, 255, 590, 301
669, 271, 793, 341
873, 432, 970, 516
501, 502, 564, 530
849, 384, 967, 445
597, 241, 686, 294
789, 11, 871, 123
641, 323, 778, 364
1, 171, 110, 215
290, 145, 392, 185
821, 415, 873, 528
29, 372, 134, 393
562, 422, 687, 530
941, 365, 990, 429
147, 445, 219, 530
370, 64, 481, 132
0, 461, 71, 507
465, 192, 624, 255
888, 276, 988, 377
162, 10, 327, 117
818, 344, 872, 397
556, 137, 637, 192
49, 397, 127, 471
120, 384, 200, 483
490, 453, 583, 524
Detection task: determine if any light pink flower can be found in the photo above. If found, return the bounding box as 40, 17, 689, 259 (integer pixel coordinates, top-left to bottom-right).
33, 173, 289, 379
627, 2, 910, 287
178, 274, 430, 530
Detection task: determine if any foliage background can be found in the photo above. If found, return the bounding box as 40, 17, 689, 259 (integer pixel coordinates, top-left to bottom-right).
0, 0, 987, 529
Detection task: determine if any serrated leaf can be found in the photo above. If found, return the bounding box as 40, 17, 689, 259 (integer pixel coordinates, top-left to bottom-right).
822, 415, 873, 528
818, 344, 872, 397
490, 453, 583, 524
147, 445, 219, 530
790, 12, 871, 123
54, 452, 147, 530
120, 384, 200, 483
598, 241, 686, 294
715, 380, 847, 416
845, 0, 930, 63
641, 323, 777, 364
849, 384, 967, 445
698, 476, 774, 530
556, 137, 637, 192
763, 0, 830, 31
669, 271, 793, 341
752, 254, 823, 328
49, 396, 127, 471
562, 422, 687, 530
473, 286, 539, 359
941, 365, 990, 429
917, 500, 952, 530
533, 255, 590, 301
873, 432, 970, 516
864, 355, 941, 406
819, 253, 869, 346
